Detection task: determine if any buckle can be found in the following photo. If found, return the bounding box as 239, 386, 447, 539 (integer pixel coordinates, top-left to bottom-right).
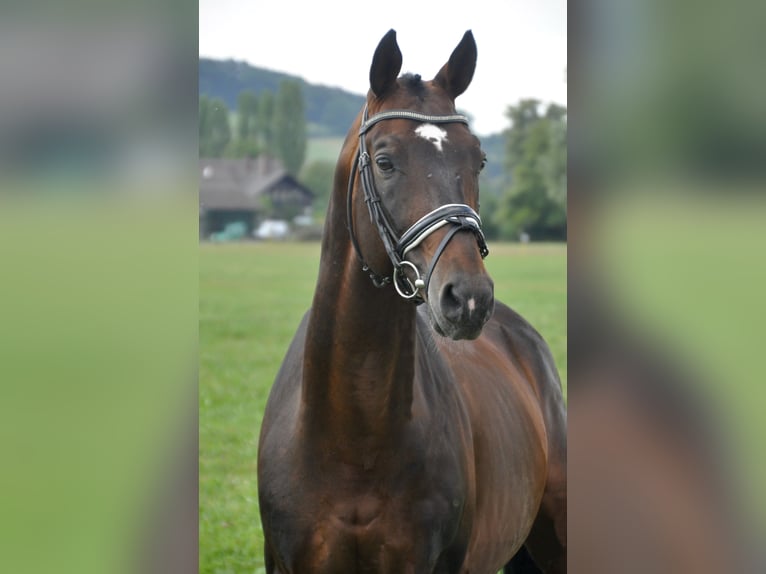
393, 261, 425, 300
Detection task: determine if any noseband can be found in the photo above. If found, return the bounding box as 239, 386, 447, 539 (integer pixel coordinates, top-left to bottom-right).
347, 105, 489, 302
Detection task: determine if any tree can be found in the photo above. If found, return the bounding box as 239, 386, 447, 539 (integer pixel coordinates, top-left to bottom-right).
273, 80, 307, 175
221, 90, 261, 159
493, 100, 567, 241
504, 99, 546, 175
541, 105, 567, 207
199, 95, 212, 156
256, 91, 275, 153
222, 138, 260, 159
236, 90, 258, 142
299, 161, 335, 220
199, 95, 231, 157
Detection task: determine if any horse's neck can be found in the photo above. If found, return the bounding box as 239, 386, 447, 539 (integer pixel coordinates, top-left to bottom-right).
301, 201, 417, 446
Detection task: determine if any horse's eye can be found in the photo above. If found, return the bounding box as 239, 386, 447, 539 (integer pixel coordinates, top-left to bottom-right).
479, 155, 488, 171
375, 156, 394, 172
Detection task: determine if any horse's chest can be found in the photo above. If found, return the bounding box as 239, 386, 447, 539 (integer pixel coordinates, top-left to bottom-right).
289, 491, 462, 573
265, 453, 468, 573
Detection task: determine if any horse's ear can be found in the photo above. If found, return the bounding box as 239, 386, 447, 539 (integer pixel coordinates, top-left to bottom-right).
370, 29, 402, 98
433, 30, 477, 100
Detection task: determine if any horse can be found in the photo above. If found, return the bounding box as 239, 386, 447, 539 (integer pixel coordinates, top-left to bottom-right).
257, 29, 567, 573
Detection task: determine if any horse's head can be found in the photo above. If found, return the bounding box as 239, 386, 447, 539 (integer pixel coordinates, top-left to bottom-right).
347, 29, 494, 340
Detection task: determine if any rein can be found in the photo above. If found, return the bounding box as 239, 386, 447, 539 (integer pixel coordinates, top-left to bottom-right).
346, 105, 489, 302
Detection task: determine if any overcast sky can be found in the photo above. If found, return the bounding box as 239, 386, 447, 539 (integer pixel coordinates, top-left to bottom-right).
199, 0, 566, 136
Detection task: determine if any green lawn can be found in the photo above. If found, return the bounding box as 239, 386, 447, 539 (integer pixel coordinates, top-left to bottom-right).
200, 241, 566, 574
305, 136, 345, 164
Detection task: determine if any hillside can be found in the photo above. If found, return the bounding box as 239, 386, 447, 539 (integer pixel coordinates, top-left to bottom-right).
199, 58, 506, 182
199, 58, 365, 137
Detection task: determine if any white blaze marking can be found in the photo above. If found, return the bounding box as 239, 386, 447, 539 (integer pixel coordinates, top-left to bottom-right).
415, 123, 448, 152
467, 298, 476, 313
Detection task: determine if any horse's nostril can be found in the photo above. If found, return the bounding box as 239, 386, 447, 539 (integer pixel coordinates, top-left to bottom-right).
441, 283, 463, 322
438, 277, 495, 330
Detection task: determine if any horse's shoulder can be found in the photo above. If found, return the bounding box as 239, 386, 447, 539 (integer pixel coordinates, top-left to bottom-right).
489, 300, 546, 346
488, 300, 566, 454
486, 300, 564, 403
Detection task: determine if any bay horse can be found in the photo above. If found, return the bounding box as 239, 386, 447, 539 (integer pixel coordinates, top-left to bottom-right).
257, 30, 566, 573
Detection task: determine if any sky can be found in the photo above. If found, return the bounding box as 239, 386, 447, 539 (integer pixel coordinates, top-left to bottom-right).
199, 0, 566, 136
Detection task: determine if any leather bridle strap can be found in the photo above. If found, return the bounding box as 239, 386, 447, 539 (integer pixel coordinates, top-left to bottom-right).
347, 105, 489, 301
359, 109, 470, 134
397, 203, 488, 294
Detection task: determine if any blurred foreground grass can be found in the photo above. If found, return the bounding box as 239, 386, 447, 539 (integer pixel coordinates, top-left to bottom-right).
594, 190, 766, 531
0, 196, 198, 574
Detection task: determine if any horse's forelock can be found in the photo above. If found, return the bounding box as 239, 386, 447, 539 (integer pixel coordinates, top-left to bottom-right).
394, 73, 427, 100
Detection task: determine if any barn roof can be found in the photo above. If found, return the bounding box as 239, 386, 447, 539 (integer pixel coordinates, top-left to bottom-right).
199, 156, 313, 211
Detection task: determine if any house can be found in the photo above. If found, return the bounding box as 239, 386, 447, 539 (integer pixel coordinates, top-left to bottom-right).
199, 156, 314, 239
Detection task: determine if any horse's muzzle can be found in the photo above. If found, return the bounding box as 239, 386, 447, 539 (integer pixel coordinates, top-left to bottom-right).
432, 273, 494, 340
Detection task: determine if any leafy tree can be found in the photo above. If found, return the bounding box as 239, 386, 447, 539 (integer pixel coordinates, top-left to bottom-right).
199, 95, 211, 156
477, 192, 501, 240
222, 138, 260, 159
494, 100, 567, 241
541, 105, 567, 207
199, 95, 231, 157
217, 90, 261, 159
299, 161, 335, 220
256, 91, 275, 153
504, 99, 546, 175
236, 90, 258, 142
273, 80, 307, 175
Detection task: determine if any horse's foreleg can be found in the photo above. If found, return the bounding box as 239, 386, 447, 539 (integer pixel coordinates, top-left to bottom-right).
523, 472, 567, 573
526, 346, 567, 573
264, 541, 276, 574
509, 437, 567, 573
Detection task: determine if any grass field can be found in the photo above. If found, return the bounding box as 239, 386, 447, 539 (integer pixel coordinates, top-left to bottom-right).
305, 137, 345, 164
200, 241, 566, 574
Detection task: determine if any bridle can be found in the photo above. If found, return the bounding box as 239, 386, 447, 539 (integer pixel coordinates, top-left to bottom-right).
346, 104, 489, 303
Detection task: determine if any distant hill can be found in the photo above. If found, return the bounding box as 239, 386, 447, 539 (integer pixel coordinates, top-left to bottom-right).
199, 57, 506, 183
199, 58, 365, 137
